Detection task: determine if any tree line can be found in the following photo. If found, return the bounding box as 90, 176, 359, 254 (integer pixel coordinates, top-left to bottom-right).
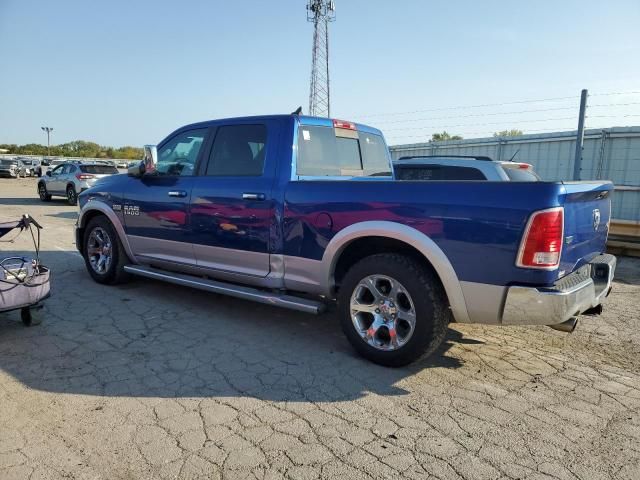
429, 129, 524, 142
0, 141, 143, 160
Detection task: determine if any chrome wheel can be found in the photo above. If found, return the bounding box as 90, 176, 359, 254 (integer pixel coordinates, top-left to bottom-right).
38, 183, 47, 200
349, 274, 416, 351
87, 227, 112, 274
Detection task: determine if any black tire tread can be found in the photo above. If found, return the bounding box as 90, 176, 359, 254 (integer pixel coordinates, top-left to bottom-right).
338, 253, 450, 367
83, 216, 130, 285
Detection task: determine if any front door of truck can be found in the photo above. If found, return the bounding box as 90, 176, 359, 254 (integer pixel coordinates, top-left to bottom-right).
122, 128, 209, 266
190, 121, 278, 277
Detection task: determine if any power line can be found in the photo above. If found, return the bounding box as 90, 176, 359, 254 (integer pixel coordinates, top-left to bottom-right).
354, 90, 640, 120
382, 116, 578, 132
370, 106, 577, 126
354, 95, 580, 119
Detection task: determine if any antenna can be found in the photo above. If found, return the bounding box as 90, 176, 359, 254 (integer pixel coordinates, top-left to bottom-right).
307, 0, 335, 118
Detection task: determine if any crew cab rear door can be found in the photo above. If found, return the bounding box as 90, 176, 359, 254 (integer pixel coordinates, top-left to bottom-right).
189, 119, 280, 277
558, 181, 613, 275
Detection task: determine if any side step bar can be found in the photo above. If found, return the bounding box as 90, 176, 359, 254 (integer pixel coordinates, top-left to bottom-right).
123, 265, 326, 315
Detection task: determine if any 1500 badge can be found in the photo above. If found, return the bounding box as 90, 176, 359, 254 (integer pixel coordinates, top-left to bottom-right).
124, 205, 140, 216
113, 204, 140, 216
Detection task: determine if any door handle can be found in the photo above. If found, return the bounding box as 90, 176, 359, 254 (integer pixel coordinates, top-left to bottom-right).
242, 193, 265, 201
168, 190, 188, 198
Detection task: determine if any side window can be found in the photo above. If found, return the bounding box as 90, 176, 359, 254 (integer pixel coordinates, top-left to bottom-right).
51, 165, 64, 176
156, 128, 207, 176
206, 125, 267, 176
66, 165, 76, 175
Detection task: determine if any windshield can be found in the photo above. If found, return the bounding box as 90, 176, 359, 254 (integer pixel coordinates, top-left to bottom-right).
0, 159, 17, 166
297, 125, 391, 177
80, 165, 119, 174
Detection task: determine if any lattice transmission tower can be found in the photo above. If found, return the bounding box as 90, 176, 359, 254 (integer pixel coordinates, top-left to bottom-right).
307, 0, 335, 117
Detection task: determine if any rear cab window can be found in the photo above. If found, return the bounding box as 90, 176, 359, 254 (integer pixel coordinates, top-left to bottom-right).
296, 123, 391, 177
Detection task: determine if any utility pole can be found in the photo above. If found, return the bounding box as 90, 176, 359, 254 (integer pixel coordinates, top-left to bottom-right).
307, 0, 335, 117
41, 126, 53, 157
573, 89, 588, 180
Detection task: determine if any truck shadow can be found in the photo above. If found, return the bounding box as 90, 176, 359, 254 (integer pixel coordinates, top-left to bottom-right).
0, 197, 69, 207
0, 251, 466, 402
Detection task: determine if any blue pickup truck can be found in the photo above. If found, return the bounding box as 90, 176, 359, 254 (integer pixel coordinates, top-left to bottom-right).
75, 114, 616, 366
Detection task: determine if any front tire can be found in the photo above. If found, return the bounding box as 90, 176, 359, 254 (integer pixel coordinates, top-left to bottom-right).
38, 182, 52, 201
83, 216, 130, 285
338, 253, 450, 367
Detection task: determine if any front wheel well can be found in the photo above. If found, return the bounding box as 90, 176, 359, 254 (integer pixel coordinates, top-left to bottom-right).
333, 236, 448, 302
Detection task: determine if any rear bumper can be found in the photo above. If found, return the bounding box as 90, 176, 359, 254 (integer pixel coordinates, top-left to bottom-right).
502, 254, 616, 326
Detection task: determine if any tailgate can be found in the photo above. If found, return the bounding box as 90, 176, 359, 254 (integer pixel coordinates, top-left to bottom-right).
559, 181, 613, 276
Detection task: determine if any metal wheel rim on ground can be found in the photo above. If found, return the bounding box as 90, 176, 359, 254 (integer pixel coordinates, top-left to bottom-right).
87, 227, 112, 274
349, 274, 417, 351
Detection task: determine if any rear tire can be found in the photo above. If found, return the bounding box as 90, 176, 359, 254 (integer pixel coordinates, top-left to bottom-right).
83, 216, 130, 285
338, 253, 450, 367
66, 185, 78, 205
38, 182, 52, 201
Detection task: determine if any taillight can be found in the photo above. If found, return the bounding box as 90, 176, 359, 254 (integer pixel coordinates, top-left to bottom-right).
76, 173, 94, 180
516, 207, 564, 269
333, 119, 356, 130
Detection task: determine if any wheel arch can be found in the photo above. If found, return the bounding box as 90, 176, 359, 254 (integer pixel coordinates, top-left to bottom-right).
324, 221, 470, 323
78, 203, 136, 263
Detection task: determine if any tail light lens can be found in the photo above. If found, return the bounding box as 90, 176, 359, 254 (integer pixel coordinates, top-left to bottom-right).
332, 119, 357, 130
516, 207, 564, 269
76, 173, 95, 180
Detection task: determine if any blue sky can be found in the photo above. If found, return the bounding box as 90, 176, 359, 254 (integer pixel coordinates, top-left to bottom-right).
1, 0, 639, 146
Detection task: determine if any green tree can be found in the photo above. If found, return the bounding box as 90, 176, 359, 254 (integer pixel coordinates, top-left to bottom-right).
431, 131, 463, 142
494, 129, 523, 137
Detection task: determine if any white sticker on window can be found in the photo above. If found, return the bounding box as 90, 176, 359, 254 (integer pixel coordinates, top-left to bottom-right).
302, 129, 311, 141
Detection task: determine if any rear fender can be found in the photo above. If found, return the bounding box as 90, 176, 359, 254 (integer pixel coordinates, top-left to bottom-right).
323, 221, 471, 323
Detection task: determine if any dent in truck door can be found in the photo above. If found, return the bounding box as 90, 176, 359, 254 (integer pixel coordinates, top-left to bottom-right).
123, 128, 209, 266
190, 122, 278, 277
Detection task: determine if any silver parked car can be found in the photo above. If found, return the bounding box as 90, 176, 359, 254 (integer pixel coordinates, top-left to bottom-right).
0, 158, 28, 178
393, 155, 541, 181
17, 158, 39, 177
37, 161, 120, 205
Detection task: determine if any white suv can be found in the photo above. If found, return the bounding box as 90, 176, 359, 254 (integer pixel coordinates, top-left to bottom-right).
37, 161, 120, 205
393, 155, 541, 181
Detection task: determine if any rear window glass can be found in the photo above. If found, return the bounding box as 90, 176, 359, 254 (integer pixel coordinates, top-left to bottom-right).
503, 168, 540, 181
394, 165, 487, 180
297, 126, 390, 177
80, 165, 119, 174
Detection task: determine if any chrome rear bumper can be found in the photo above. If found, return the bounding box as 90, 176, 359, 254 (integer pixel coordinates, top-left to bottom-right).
502, 254, 616, 326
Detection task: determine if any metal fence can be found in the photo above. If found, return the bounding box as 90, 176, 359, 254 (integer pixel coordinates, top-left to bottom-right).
389, 126, 640, 221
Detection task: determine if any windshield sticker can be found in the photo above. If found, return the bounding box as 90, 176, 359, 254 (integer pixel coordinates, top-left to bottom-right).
302, 129, 311, 141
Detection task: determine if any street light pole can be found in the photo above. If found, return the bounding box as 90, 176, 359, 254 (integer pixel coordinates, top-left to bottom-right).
41, 126, 53, 156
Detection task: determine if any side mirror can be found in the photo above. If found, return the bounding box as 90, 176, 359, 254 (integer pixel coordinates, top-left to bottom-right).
45, 171, 52, 177
128, 145, 158, 177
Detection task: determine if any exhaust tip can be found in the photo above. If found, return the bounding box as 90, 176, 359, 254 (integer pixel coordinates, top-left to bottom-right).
549, 317, 578, 333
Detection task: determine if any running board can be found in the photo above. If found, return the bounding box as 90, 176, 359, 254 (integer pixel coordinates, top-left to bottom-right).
123, 265, 326, 315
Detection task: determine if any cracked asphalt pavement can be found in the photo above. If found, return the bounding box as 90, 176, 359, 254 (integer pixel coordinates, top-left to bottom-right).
1, 177, 639, 480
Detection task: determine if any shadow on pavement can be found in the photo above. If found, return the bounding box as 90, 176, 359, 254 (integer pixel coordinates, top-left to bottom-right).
0, 197, 70, 207
0, 251, 467, 402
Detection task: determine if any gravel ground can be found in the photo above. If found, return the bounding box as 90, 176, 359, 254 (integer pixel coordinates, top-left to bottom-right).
1, 177, 639, 480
